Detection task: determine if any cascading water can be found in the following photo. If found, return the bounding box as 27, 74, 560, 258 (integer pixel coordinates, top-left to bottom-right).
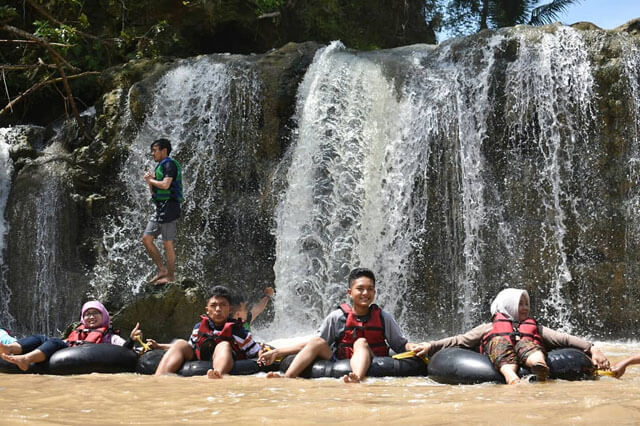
90, 56, 261, 300
272, 26, 615, 338
500, 27, 598, 331
0, 128, 15, 330
271, 42, 428, 336
4, 24, 640, 339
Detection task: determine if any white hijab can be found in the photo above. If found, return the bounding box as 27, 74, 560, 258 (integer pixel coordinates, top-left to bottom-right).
490, 288, 529, 320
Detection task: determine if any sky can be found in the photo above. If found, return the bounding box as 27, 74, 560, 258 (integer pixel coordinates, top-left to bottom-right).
555, 0, 640, 29
438, 0, 640, 42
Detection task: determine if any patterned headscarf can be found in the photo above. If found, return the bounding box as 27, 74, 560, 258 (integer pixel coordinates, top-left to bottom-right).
490, 288, 529, 320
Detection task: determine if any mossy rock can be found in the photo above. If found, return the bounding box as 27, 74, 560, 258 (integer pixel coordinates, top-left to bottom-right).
111, 283, 206, 343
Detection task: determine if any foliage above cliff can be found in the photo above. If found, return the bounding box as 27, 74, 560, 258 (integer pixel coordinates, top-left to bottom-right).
0, 0, 439, 127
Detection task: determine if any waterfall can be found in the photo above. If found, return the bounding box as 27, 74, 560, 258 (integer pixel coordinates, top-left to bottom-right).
4, 25, 638, 338
90, 55, 261, 299
271, 26, 606, 337
0, 128, 15, 330
271, 42, 426, 336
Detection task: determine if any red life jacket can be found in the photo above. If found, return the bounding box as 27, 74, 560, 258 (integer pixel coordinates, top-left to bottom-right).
65, 325, 110, 347
336, 303, 389, 359
480, 312, 543, 354
193, 315, 246, 361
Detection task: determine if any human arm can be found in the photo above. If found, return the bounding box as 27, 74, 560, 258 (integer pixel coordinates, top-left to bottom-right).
145, 339, 172, 350
108, 322, 143, 349
380, 311, 409, 354
539, 326, 610, 369
257, 340, 309, 366
144, 173, 173, 190
249, 287, 274, 323
612, 352, 640, 378
144, 160, 176, 193
420, 323, 492, 356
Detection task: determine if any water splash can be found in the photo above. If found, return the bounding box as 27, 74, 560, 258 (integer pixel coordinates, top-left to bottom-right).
503, 26, 597, 331
91, 56, 260, 298
271, 42, 424, 336
0, 128, 15, 330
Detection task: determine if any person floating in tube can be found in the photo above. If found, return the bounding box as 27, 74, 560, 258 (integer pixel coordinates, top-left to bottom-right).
417, 288, 611, 384
153, 285, 261, 379
257, 267, 429, 383
142, 138, 183, 285
0, 301, 142, 371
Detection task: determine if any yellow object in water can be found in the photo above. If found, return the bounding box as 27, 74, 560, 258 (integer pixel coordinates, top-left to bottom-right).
392, 351, 429, 364
595, 369, 616, 377
136, 336, 151, 353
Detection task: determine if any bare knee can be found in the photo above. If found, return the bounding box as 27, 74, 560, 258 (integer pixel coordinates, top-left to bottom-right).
168, 339, 192, 356
213, 341, 232, 356
142, 234, 154, 245
353, 338, 370, 351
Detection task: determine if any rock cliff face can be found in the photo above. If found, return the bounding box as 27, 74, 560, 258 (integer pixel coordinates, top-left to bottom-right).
3, 21, 640, 340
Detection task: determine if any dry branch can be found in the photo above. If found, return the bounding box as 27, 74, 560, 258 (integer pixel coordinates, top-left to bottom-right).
1, 23, 90, 139
0, 71, 99, 116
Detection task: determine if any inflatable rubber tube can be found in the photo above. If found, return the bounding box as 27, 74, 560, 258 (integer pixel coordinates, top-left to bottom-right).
48, 344, 138, 375
278, 355, 428, 379
428, 347, 594, 384
136, 349, 276, 376
0, 344, 137, 375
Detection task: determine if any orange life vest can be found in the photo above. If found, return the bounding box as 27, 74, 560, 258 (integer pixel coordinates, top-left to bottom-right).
480, 312, 543, 353
193, 315, 246, 361
65, 325, 110, 347
336, 303, 388, 359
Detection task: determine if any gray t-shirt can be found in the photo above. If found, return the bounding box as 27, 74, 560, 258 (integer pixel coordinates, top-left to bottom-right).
316, 306, 408, 354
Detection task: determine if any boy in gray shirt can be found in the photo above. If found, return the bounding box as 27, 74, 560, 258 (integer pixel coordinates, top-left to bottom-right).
258, 268, 428, 382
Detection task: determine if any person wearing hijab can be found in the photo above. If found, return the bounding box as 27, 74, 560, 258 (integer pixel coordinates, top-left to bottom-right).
0, 301, 142, 371
415, 288, 610, 384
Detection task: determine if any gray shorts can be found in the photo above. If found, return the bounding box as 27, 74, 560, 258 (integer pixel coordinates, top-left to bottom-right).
144, 219, 177, 241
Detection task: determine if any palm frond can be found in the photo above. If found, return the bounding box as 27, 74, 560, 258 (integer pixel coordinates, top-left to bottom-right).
528, 0, 581, 26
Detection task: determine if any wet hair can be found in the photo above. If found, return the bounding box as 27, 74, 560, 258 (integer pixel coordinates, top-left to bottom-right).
348, 267, 376, 288
207, 285, 232, 305
150, 138, 172, 155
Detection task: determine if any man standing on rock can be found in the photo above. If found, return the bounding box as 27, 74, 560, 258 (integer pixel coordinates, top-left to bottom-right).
142, 138, 183, 285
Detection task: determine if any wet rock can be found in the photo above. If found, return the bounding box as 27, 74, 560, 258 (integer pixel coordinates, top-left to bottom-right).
111, 283, 206, 342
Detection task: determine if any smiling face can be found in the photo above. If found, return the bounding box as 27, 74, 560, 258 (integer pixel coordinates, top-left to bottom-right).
518, 293, 530, 321
205, 296, 231, 327
82, 308, 104, 329
347, 276, 376, 315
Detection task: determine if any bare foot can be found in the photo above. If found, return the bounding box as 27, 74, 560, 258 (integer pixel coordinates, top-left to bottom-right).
0, 343, 12, 355
207, 369, 223, 379
148, 269, 168, 284
1, 353, 30, 371
266, 371, 283, 379
154, 276, 174, 286
531, 362, 549, 382
342, 372, 361, 383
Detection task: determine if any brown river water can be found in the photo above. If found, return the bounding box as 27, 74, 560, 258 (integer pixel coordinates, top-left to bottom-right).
1, 342, 639, 425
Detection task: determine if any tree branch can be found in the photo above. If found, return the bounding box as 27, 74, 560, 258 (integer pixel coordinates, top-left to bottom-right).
0, 39, 73, 47
24, 0, 102, 42
0, 23, 91, 138
1, 25, 79, 72
1, 63, 57, 70
0, 71, 99, 116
